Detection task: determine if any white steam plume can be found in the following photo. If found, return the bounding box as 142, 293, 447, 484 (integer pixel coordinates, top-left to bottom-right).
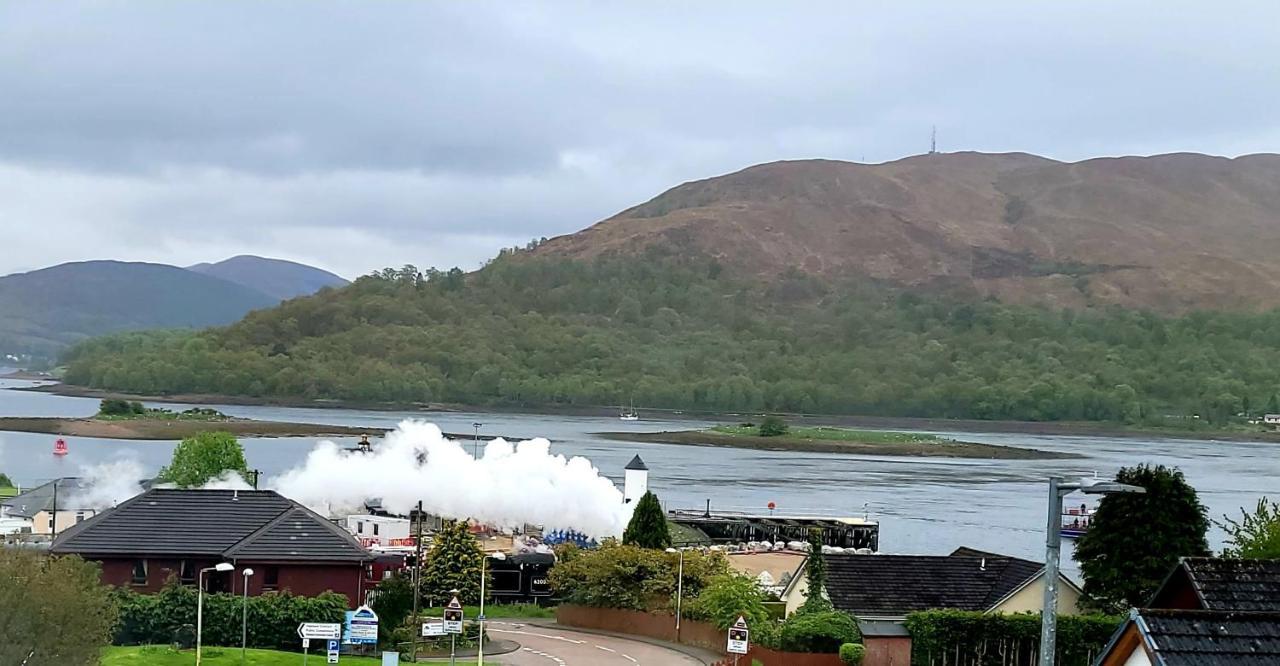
272, 420, 635, 538
198, 470, 254, 490
66, 458, 146, 510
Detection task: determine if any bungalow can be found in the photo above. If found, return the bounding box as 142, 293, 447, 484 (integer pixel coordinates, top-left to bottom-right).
51, 488, 372, 607
1, 477, 98, 535
1095, 557, 1280, 665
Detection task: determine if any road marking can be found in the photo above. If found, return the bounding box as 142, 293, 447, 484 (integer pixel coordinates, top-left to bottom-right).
595, 644, 617, 653
621, 654, 639, 664
521, 647, 566, 665
489, 627, 585, 644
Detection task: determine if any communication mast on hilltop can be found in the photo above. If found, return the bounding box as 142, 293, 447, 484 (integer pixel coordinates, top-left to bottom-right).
930, 125, 938, 154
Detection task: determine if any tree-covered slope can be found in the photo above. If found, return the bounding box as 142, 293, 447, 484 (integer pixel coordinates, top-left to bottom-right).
187, 255, 348, 301
61, 252, 1280, 423
0, 261, 277, 361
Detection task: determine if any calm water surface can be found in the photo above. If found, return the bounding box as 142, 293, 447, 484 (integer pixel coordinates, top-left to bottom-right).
2, 378, 1276, 574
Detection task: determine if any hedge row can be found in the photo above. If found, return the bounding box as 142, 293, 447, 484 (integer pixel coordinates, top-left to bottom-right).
112, 584, 348, 650
903, 610, 1123, 666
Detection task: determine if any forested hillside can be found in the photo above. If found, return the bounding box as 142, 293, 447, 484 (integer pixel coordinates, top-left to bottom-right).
62, 251, 1280, 423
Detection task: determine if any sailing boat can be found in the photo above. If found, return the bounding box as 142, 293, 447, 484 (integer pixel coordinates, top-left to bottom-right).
619, 397, 639, 421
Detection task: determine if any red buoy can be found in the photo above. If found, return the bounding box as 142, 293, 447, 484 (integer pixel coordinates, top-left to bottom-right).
53, 438, 69, 456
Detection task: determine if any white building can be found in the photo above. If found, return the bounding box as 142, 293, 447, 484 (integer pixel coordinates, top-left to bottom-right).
623, 455, 648, 504
343, 514, 412, 547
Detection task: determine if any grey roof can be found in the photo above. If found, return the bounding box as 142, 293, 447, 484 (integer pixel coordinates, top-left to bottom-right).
1, 477, 91, 517
1172, 558, 1280, 612
624, 455, 648, 471
1132, 610, 1280, 665
51, 488, 370, 563
824, 552, 1045, 617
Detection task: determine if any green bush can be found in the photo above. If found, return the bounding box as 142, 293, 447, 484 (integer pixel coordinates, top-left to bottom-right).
758, 416, 789, 437
549, 541, 728, 611
687, 573, 770, 629
839, 642, 866, 665
98, 398, 134, 416
112, 582, 348, 650
904, 610, 1123, 666
777, 610, 860, 653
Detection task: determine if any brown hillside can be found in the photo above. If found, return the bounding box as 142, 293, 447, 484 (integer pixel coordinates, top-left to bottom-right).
537, 152, 1280, 311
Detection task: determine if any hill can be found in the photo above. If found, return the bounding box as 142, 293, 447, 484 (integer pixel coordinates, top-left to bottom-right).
538, 152, 1280, 312
187, 255, 348, 300
0, 261, 277, 361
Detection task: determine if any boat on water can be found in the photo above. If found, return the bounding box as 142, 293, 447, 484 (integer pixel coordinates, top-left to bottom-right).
619, 397, 639, 421
53, 437, 69, 456
1061, 503, 1093, 539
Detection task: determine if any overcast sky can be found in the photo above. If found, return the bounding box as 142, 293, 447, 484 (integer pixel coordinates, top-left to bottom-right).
1, 2, 1277, 279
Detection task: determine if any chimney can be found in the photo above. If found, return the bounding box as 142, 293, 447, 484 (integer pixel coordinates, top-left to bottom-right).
232, 489, 239, 502
980, 557, 986, 571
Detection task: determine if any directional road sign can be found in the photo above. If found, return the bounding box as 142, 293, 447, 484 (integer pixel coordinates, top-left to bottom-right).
298, 623, 343, 640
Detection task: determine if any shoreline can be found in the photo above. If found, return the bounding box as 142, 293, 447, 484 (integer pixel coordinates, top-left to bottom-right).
13, 382, 1280, 444
0, 416, 385, 440
597, 429, 1080, 460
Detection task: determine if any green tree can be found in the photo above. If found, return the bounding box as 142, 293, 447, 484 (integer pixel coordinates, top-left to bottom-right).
370, 573, 415, 641
799, 529, 833, 614
1075, 464, 1209, 611
548, 541, 727, 611
1218, 497, 1280, 559
420, 520, 484, 605
97, 398, 133, 416
690, 573, 769, 629
0, 550, 118, 665
156, 431, 248, 487
0, 472, 13, 488
758, 416, 789, 437
623, 491, 671, 549
840, 642, 866, 665
1269, 393, 1280, 415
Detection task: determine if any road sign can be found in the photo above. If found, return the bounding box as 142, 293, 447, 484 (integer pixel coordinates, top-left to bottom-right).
727, 615, 749, 655
344, 605, 379, 645
302, 638, 311, 649
299, 623, 342, 640
327, 639, 340, 664
443, 596, 464, 634
422, 621, 446, 637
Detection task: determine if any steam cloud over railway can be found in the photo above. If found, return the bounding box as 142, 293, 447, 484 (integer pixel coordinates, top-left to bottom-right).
272, 420, 635, 537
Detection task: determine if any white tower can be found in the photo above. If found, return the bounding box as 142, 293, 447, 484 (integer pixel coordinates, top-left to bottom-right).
623, 455, 649, 504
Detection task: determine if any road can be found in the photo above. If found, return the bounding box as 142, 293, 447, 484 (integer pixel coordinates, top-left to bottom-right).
485, 621, 707, 666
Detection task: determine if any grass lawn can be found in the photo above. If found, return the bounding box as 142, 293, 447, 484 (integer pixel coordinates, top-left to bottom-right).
102, 646, 386, 665
711, 424, 951, 444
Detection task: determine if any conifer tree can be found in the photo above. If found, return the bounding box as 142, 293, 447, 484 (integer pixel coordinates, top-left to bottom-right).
799, 528, 834, 614
623, 491, 671, 549
420, 520, 485, 605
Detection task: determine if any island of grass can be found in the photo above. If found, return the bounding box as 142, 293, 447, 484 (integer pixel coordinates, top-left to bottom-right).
0, 399, 383, 440
601, 419, 1077, 459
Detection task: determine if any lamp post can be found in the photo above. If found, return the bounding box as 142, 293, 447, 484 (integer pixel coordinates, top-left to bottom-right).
477, 551, 506, 665
197, 562, 234, 666
1040, 478, 1144, 666
665, 547, 685, 642
472, 422, 482, 458
240, 568, 254, 666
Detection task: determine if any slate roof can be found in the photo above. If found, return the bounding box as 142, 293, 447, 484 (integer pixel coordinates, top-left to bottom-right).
824, 552, 1047, 617
1, 477, 91, 517
51, 489, 370, 563
624, 455, 648, 471
1134, 609, 1280, 665
1176, 558, 1280, 611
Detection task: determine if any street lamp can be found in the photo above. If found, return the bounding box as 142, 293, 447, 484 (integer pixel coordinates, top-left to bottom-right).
1040, 477, 1144, 666
240, 568, 255, 666
197, 562, 234, 666
472, 422, 483, 458
477, 551, 506, 666
665, 547, 685, 641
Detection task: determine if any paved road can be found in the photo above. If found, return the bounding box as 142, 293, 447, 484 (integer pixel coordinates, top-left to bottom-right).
485, 621, 706, 665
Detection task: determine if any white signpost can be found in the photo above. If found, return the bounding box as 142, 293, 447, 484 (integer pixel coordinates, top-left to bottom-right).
442, 596, 465, 666
421, 621, 446, 637
298, 623, 342, 665
727, 615, 749, 661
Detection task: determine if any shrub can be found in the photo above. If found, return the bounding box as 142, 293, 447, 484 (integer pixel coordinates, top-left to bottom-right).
0, 550, 118, 665
903, 610, 1123, 666
840, 642, 866, 665
687, 573, 769, 629
99, 398, 134, 415
758, 416, 789, 437
778, 610, 860, 653
549, 541, 728, 611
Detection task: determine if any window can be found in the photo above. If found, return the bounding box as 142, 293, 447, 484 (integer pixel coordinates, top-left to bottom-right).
356, 522, 364, 534
75, 511, 86, 523
131, 560, 148, 585
47, 513, 55, 531
263, 566, 279, 591
373, 523, 379, 536
179, 560, 196, 585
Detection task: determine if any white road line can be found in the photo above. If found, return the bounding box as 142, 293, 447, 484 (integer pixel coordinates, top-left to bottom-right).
595, 644, 617, 653
621, 653, 639, 663
489, 627, 586, 644
521, 646, 566, 665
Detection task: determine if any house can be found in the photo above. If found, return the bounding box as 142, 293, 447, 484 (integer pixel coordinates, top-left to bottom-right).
1095, 609, 1280, 665
1094, 557, 1280, 665
1147, 557, 1280, 611
1, 477, 98, 535
342, 514, 412, 548
51, 488, 372, 607
1265, 414, 1280, 428
725, 550, 807, 596
782, 547, 1083, 619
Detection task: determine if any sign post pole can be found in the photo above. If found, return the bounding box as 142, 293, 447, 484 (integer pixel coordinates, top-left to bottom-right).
726, 615, 749, 664
443, 596, 464, 666
450, 634, 456, 666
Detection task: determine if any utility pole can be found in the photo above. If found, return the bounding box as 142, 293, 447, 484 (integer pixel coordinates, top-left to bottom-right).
930, 125, 938, 154
50, 478, 58, 538
472, 422, 482, 458
410, 500, 424, 662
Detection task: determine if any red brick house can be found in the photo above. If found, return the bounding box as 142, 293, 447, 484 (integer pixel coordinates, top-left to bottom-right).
51, 488, 372, 607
